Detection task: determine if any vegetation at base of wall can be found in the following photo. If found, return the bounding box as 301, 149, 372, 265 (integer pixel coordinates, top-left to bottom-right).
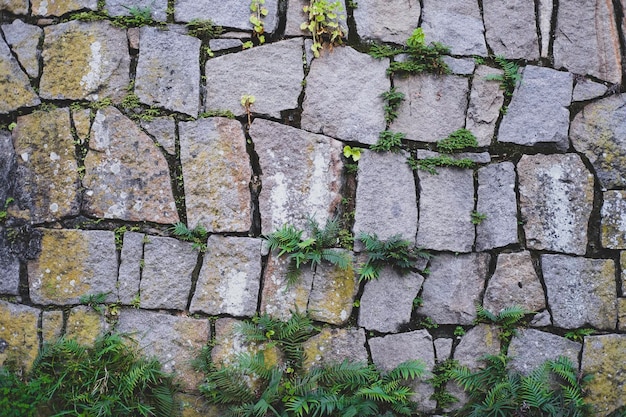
371, 131, 405, 152
171, 222, 209, 252
301, 0, 346, 58
408, 155, 476, 174
429, 359, 459, 409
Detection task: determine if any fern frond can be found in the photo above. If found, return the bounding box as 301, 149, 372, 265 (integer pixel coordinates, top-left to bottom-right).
320, 248, 352, 270
384, 360, 427, 381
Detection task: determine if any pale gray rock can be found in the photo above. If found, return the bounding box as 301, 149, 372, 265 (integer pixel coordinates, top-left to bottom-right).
136, 27, 200, 117
179, 118, 251, 232
498, 66, 573, 150
475, 162, 518, 251
417, 150, 490, 164
205, 39, 304, 119
308, 253, 358, 325
542, 254, 617, 330
369, 330, 436, 412
208, 38, 243, 51
570, 94, 626, 189
416, 168, 475, 253
1, 20, 42, 78
250, 119, 343, 234
353, 150, 417, 248
358, 267, 424, 333
303, 328, 368, 369
0, 38, 40, 113
190, 236, 262, 316
442, 56, 475, 75
0, 131, 14, 206
530, 310, 552, 327
0, 0, 27, 14
466, 65, 505, 146
353, 0, 420, 44
508, 329, 581, 375
573, 79, 608, 101
0, 230, 20, 295
140, 236, 198, 310
175, 0, 279, 33
517, 154, 593, 255
417, 253, 490, 325
32, 0, 97, 15
581, 335, 626, 414
538, 0, 552, 58
140, 117, 176, 155
301, 46, 389, 145
434, 338, 453, 361
105, 0, 168, 22
421, 0, 487, 56
554, 0, 622, 83
117, 232, 144, 305
83, 107, 179, 224
391, 74, 469, 143
453, 324, 501, 370
602, 191, 626, 249
482, 0, 539, 60
483, 252, 545, 314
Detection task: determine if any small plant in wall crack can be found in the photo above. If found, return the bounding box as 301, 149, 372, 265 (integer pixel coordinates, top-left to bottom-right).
486, 55, 521, 100
381, 87, 405, 125
301, 0, 346, 58
248, 0, 268, 46
185, 19, 223, 41
240, 94, 256, 125
343, 145, 361, 161
371, 131, 405, 152
171, 222, 208, 252
475, 305, 532, 344
470, 210, 487, 225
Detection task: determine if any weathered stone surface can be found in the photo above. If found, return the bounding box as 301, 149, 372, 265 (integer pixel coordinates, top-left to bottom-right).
352, 150, 417, 246
434, 338, 453, 361
260, 253, 313, 320
619, 298, 626, 332
602, 191, 626, 249
301, 46, 388, 145
308, 253, 358, 325
140, 236, 197, 310
418, 253, 490, 325
179, 118, 251, 231
83, 107, 179, 224
483, 252, 545, 314
482, 0, 539, 60
12, 108, 79, 223
530, 309, 552, 327
453, 324, 501, 370
175, 0, 279, 32
421, 0, 487, 56
40, 21, 130, 102
117, 231, 144, 305
72, 108, 91, 142
0, 231, 21, 295
190, 236, 262, 317
1, 20, 42, 78
0, 131, 14, 205
570, 94, 626, 189
542, 255, 617, 330
622, 252, 626, 298
517, 154, 594, 254
392, 74, 469, 143
573, 78, 608, 102
369, 330, 436, 411
0, 301, 40, 372
116, 309, 210, 391
416, 149, 490, 164
105, 0, 167, 21
0, 0, 27, 14
498, 66, 573, 150
358, 267, 424, 333
476, 162, 518, 251
466, 65, 505, 146
554, 0, 622, 83
303, 328, 368, 369
28, 229, 117, 305
284, 0, 347, 38
538, 0, 552, 58
508, 329, 581, 375
41, 310, 63, 343
208, 38, 243, 51
136, 27, 200, 117
442, 56, 475, 75
251, 119, 343, 234
416, 167, 475, 253
141, 116, 176, 155
66, 305, 108, 346
582, 335, 626, 415
33, 0, 97, 16
205, 39, 303, 119
353, 0, 420, 43
0, 38, 40, 114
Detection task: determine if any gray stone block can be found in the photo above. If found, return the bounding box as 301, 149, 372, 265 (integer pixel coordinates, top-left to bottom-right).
466, 65, 505, 146
0, 37, 40, 114
353, 0, 420, 44
482, 0, 539, 60
508, 328, 581, 375
117, 232, 144, 305
175, 0, 279, 33
1, 20, 42, 78
601, 190, 626, 249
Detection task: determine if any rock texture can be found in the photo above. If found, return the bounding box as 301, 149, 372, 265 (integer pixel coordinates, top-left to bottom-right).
508, 329, 581, 375
308, 253, 358, 325
465, 65, 505, 146
582, 335, 626, 415
175, 0, 279, 32
0, 301, 40, 372
601, 190, 626, 249
482, 0, 539, 60
1, 20, 42, 78
117, 231, 144, 305
0, 37, 40, 113
303, 328, 368, 369
32, 0, 97, 16
352, 0, 420, 44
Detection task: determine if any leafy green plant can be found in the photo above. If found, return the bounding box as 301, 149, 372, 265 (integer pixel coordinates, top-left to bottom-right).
436, 129, 478, 153
475, 305, 531, 343
249, 0, 269, 45
0, 367, 40, 417
564, 328, 595, 343
429, 359, 459, 409
186, 19, 223, 40
381, 87, 405, 125
0, 197, 14, 222
486, 55, 521, 99
454, 326, 466, 337
7, 122, 16, 131
90, 97, 113, 110
241, 94, 256, 124
408, 154, 475, 174
356, 232, 431, 281
343, 145, 361, 161
371, 131, 405, 152
470, 211, 487, 225
301, 0, 346, 58
419, 316, 439, 329
199, 109, 236, 119
117, 5, 154, 26
171, 222, 208, 252
121, 92, 141, 109
79, 291, 110, 313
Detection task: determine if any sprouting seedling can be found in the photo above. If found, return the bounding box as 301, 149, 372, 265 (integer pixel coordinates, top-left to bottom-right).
240, 94, 256, 125
249, 0, 268, 45
343, 145, 361, 162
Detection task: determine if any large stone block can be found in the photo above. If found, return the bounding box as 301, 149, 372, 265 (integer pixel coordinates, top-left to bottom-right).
117, 231, 144, 305
352, 0, 420, 44
1, 20, 42, 78
453, 324, 501, 371
508, 329, 581, 376
601, 190, 626, 249
482, 0, 539, 60
0, 131, 14, 206
0, 0, 28, 14
65, 305, 108, 346
175, 0, 279, 32
0, 38, 40, 114
32, 0, 97, 16
0, 230, 20, 295
260, 253, 313, 320
582, 335, 626, 415
105, 0, 167, 21
0, 301, 40, 373
465, 65, 504, 146
302, 327, 367, 370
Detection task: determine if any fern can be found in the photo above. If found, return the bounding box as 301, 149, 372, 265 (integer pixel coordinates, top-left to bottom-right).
381, 87, 405, 125
370, 131, 405, 152
171, 221, 208, 252
485, 55, 521, 99
476, 305, 531, 344
437, 129, 479, 153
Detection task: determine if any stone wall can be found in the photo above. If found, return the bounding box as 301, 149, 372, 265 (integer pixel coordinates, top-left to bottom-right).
1, 0, 626, 415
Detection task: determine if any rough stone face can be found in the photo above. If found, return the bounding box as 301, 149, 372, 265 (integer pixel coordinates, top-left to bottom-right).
0, 0, 28, 14
0, 38, 40, 114
418, 253, 490, 325
66, 305, 108, 346
619, 298, 626, 332
498, 66, 573, 150
622, 252, 626, 298
482, 0, 539, 60
483, 252, 545, 314
308, 253, 358, 325
141, 117, 176, 155
140, 236, 198, 310
582, 335, 626, 415
205, 39, 304, 119
517, 154, 594, 255
538, 0, 552, 58
116, 309, 210, 391
352, 150, 417, 246
117, 231, 144, 305
301, 46, 389, 145
369, 330, 436, 412
302, 328, 368, 370
72, 108, 92, 142
28, 229, 118, 305
392, 74, 469, 143
40, 21, 130, 102
434, 338, 453, 361
542, 254, 617, 330
0, 301, 40, 372
32, 0, 97, 16
358, 267, 424, 333
251, 119, 343, 234
476, 162, 518, 251
175, 0, 279, 32
190, 236, 262, 317
136, 27, 200, 117
601, 191, 626, 249
508, 329, 581, 375
573, 79, 608, 102
41, 310, 63, 343
0, 131, 14, 205
353, 0, 420, 43
570, 94, 626, 189
416, 167, 475, 253
208, 38, 243, 51
179, 118, 251, 231
83, 107, 179, 224
0, 231, 20, 295
421, 0, 487, 56
466, 65, 505, 146
1, 20, 42, 78
453, 324, 501, 370
554, 0, 622, 83
105, 0, 167, 21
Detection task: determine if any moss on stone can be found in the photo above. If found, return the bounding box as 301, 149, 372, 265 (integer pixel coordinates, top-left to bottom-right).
0, 301, 40, 373
65, 305, 106, 346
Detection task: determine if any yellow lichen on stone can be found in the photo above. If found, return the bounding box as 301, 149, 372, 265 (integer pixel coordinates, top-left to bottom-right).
302, 327, 333, 370
72, 108, 92, 142
0, 301, 40, 373
582, 335, 626, 414
0, 57, 40, 113
32, 0, 90, 17
65, 305, 106, 346
41, 310, 64, 343
309, 260, 357, 324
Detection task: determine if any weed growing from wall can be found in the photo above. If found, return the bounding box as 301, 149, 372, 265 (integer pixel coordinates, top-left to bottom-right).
171, 222, 208, 252
301, 0, 347, 58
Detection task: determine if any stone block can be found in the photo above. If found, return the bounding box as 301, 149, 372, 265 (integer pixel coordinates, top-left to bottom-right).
117, 231, 144, 305
66, 305, 108, 346
175, 0, 279, 33
482, 0, 539, 60
141, 116, 176, 155
302, 327, 367, 370
41, 310, 63, 343
1, 20, 42, 78
352, 0, 420, 44
582, 335, 626, 414
105, 0, 167, 21
260, 253, 313, 320
465, 65, 505, 146
508, 329, 581, 375
0, 37, 40, 114
601, 190, 626, 249
0, 301, 40, 373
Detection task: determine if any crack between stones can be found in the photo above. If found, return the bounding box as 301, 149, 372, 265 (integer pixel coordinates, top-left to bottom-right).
612, 0, 626, 88
242, 120, 262, 237
185, 251, 204, 312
